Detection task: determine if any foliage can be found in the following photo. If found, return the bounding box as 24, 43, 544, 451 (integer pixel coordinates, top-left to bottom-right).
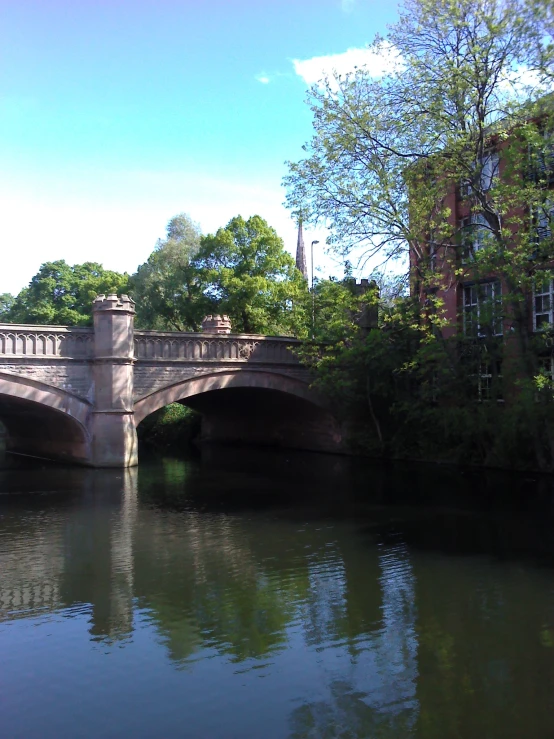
1, 211, 307, 338
3, 261, 130, 326
523, 0, 554, 84
283, 0, 554, 367
285, 0, 551, 259
133, 213, 309, 335
285, 0, 554, 470
0, 294, 15, 320
197, 215, 309, 334
304, 274, 379, 343
132, 213, 209, 331
304, 289, 554, 469
137, 403, 200, 451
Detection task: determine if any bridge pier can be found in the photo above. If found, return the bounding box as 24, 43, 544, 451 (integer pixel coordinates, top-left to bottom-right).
89, 295, 138, 468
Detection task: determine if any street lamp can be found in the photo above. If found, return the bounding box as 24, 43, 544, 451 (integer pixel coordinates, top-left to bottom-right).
311, 240, 319, 339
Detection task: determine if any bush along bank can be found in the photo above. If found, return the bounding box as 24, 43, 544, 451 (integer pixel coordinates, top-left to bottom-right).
137, 403, 201, 451
298, 288, 554, 474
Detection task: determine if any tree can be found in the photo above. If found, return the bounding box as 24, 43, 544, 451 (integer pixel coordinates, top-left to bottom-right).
524, 0, 554, 84
284, 0, 554, 423
285, 0, 550, 258
133, 214, 309, 335
0, 294, 14, 321
132, 213, 209, 331
4, 261, 130, 325
197, 215, 308, 334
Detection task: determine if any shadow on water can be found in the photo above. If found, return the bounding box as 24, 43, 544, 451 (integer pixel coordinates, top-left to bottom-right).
2, 446, 554, 738
136, 445, 554, 566
4, 444, 554, 564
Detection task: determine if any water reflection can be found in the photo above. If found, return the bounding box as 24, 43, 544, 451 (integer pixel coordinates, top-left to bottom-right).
1, 453, 554, 738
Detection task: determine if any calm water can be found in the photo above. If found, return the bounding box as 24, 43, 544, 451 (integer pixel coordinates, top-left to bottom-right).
2, 448, 554, 739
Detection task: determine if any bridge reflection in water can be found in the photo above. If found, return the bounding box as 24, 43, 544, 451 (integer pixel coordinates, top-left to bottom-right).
2, 453, 554, 738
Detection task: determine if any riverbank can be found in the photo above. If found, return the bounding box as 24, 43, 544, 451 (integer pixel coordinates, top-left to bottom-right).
136, 401, 554, 476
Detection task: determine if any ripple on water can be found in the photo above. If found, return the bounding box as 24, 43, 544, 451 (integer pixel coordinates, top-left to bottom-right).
2, 456, 554, 738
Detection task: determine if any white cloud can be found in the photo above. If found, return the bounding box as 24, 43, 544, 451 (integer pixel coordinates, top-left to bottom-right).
292, 43, 401, 88
255, 73, 271, 84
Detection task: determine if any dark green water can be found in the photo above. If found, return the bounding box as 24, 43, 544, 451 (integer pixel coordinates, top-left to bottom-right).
2, 448, 554, 739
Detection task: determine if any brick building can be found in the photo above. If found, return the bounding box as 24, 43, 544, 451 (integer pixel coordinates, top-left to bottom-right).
409, 101, 554, 395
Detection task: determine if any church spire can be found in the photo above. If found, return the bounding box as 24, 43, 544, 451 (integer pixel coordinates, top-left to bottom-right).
295, 219, 308, 280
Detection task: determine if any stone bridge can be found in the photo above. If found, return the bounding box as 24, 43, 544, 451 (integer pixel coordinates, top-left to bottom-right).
0, 295, 341, 467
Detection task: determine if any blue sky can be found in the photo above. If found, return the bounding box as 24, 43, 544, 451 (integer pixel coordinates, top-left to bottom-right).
0, 0, 400, 295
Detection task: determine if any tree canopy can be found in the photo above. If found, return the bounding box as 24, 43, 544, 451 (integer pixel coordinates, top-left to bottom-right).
131, 213, 208, 331
282, 0, 554, 470
197, 215, 308, 334
0, 294, 15, 321
2, 214, 309, 335
284, 0, 553, 264
2, 261, 130, 326
133, 213, 309, 335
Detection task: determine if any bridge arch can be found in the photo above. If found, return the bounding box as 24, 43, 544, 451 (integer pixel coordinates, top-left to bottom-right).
0, 371, 92, 463
134, 369, 329, 425
134, 369, 343, 454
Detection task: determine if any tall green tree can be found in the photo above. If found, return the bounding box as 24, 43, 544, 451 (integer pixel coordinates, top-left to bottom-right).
284, 0, 550, 262
133, 213, 309, 335
284, 0, 554, 407
524, 0, 554, 84
283, 0, 554, 469
197, 215, 308, 334
0, 294, 15, 321
132, 213, 209, 331
4, 261, 130, 326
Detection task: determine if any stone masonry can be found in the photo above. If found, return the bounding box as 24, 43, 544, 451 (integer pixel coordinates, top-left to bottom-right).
0, 295, 332, 467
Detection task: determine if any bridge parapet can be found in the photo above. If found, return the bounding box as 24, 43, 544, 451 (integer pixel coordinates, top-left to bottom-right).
134, 331, 301, 364
0, 325, 93, 358
0, 325, 302, 364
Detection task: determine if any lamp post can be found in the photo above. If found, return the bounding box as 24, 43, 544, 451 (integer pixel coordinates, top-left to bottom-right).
311, 240, 319, 339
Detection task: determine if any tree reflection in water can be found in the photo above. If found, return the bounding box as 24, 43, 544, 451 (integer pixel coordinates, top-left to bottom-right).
2, 451, 554, 737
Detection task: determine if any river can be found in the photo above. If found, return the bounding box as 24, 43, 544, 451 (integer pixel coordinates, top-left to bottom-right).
1, 447, 554, 738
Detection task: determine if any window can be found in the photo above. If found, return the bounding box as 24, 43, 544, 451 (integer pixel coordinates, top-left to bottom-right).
461, 342, 503, 400
463, 281, 503, 337
461, 213, 489, 259
477, 357, 503, 401
530, 131, 554, 184
534, 278, 554, 330
460, 152, 499, 196
536, 199, 554, 242
480, 152, 500, 191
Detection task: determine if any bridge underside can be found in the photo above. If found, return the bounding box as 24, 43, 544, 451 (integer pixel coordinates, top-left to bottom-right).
181, 387, 343, 454
0, 395, 90, 465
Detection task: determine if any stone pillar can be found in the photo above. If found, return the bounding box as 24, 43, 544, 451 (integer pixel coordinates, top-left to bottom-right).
201, 314, 232, 334
352, 279, 379, 334
89, 294, 138, 467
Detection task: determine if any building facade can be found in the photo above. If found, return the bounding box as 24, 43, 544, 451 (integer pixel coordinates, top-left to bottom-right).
410, 107, 554, 396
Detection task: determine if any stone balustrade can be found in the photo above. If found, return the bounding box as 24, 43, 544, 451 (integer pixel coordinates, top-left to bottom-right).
0, 325, 94, 358
134, 332, 300, 364
0, 326, 301, 365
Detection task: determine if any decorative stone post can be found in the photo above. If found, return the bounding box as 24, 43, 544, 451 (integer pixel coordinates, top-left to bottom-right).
201, 315, 232, 334
90, 294, 138, 467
